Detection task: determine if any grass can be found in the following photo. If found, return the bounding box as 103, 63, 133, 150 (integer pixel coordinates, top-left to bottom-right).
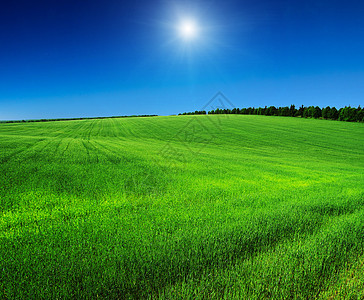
0, 115, 363, 299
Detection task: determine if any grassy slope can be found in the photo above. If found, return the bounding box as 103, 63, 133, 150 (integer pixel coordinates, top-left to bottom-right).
0, 115, 363, 299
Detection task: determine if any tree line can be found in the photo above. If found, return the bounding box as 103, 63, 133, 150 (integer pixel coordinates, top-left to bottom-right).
0, 114, 158, 124
179, 105, 364, 122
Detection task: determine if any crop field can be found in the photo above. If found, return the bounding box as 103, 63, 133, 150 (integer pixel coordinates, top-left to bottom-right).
0, 115, 363, 299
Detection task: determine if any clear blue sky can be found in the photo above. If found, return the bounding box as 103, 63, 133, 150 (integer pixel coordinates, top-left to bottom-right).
1, 0, 363, 120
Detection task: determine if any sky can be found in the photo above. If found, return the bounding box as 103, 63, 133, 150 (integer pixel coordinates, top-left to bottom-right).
0, 0, 363, 120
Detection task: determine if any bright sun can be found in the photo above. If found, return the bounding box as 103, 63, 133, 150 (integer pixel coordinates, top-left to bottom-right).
179, 20, 199, 40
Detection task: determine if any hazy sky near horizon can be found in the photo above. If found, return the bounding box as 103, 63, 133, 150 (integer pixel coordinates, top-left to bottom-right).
1, 0, 363, 120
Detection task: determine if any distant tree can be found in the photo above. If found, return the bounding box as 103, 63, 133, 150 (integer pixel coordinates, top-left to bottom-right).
328, 107, 339, 120
305, 106, 320, 118
348, 107, 358, 121
289, 104, 296, 117
262, 106, 267, 115
339, 106, 357, 122
356, 106, 364, 122
322, 106, 330, 119
295, 105, 305, 117
313, 106, 322, 119
280, 106, 290, 117
339, 107, 346, 121
266, 106, 277, 116
303, 107, 309, 118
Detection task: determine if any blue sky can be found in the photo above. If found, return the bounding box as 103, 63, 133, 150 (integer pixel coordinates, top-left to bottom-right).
0, 0, 363, 120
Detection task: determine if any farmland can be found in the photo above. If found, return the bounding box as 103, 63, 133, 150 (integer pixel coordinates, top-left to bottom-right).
0, 115, 363, 298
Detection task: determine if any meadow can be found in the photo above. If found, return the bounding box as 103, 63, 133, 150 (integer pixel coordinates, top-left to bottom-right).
0, 115, 363, 299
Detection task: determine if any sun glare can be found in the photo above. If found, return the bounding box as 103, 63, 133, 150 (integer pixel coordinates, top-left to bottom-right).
179, 20, 198, 40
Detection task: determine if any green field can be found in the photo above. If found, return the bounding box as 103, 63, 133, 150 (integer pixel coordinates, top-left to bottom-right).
1, 115, 363, 299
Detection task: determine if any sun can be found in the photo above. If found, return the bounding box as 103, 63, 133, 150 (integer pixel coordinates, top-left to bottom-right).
178, 20, 199, 40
